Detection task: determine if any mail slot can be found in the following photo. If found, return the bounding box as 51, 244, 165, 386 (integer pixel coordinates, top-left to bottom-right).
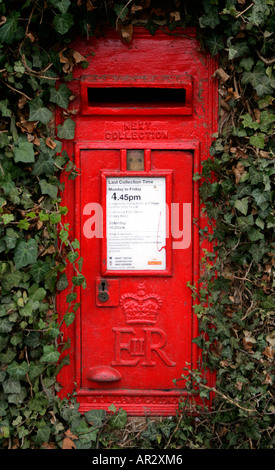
58, 28, 218, 415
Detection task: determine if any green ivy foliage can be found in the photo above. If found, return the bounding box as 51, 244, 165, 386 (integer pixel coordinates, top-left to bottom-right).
0, 0, 274, 449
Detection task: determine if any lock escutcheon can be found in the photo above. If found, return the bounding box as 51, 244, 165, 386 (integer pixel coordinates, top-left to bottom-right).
98, 280, 109, 302
96, 278, 119, 307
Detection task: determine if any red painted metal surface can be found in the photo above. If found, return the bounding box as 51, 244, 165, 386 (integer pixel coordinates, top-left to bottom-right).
57, 28, 218, 415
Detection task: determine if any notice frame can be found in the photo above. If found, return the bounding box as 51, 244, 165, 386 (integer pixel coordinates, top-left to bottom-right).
101, 170, 172, 276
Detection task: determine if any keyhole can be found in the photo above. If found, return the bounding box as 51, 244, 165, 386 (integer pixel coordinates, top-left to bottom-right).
98, 280, 109, 302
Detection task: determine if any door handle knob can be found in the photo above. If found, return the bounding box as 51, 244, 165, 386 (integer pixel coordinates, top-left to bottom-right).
88, 366, 122, 382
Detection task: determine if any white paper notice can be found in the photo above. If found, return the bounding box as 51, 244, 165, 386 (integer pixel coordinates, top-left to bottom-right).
106, 177, 166, 270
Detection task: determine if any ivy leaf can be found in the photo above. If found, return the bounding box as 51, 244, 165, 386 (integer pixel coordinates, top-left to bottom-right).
254, 77, 273, 97
234, 197, 249, 215
71, 239, 80, 249
30, 261, 52, 282
53, 13, 74, 35
53, 0, 71, 14
39, 179, 58, 199
20, 299, 40, 317
57, 119, 75, 139
8, 388, 27, 405
3, 378, 21, 394
14, 238, 38, 269
1, 271, 22, 291
0, 99, 12, 117
249, 167, 262, 185
29, 97, 52, 124
67, 251, 78, 263
34, 426, 51, 446
29, 287, 47, 302
50, 84, 71, 109
236, 214, 254, 231
14, 141, 35, 163
260, 110, 275, 130
41, 345, 60, 363
252, 188, 270, 205
241, 114, 260, 130
56, 272, 69, 291
18, 219, 30, 230
6, 361, 28, 380
4, 228, 20, 249
66, 292, 77, 302
1, 213, 15, 225
84, 409, 106, 427
239, 57, 254, 72
24, 332, 41, 349
72, 273, 85, 286
249, 133, 266, 149
0, 401, 8, 417
50, 212, 61, 224
0, 318, 13, 333
258, 94, 274, 109
227, 42, 250, 60
0, 11, 19, 44
0, 371, 6, 383
205, 33, 224, 56
109, 408, 127, 429
248, 1, 269, 27
247, 227, 264, 241
29, 363, 45, 380
242, 61, 266, 88
233, 42, 250, 58
249, 242, 266, 263
0, 132, 9, 148
0, 349, 16, 365
199, 3, 220, 29
64, 311, 75, 327
33, 153, 55, 176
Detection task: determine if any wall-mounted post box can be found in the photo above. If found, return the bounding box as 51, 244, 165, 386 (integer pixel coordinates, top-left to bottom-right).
58, 28, 218, 416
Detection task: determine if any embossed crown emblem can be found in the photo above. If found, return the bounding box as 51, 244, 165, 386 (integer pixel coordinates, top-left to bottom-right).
120, 283, 162, 325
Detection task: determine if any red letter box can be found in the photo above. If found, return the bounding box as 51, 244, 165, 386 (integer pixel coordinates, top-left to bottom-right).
58, 28, 218, 415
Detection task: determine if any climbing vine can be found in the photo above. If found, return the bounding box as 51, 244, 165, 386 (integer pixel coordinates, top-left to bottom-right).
0, 0, 274, 449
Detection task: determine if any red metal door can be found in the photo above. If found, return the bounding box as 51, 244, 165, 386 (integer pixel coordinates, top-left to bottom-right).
77, 146, 195, 413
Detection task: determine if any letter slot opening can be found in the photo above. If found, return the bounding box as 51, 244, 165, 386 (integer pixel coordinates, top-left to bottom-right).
81, 78, 193, 115
88, 87, 186, 107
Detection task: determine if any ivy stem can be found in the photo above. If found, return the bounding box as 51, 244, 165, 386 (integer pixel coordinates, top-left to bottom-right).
116, 0, 133, 29
235, 3, 253, 18
191, 379, 257, 414
1, 80, 31, 100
